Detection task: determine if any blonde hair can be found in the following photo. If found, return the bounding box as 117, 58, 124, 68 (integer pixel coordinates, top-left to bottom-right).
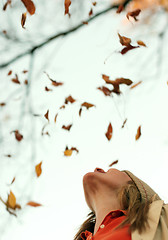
73, 180, 153, 240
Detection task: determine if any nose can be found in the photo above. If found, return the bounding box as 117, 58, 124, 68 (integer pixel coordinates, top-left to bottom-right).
94, 168, 105, 173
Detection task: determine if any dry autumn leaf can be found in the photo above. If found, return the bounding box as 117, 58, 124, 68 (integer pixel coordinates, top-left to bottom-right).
126, 9, 141, 21
24, 79, 28, 85
11, 74, 20, 84
105, 123, 113, 141
8, 70, 12, 76
137, 40, 147, 47
54, 113, 58, 123
81, 102, 95, 109
135, 125, 141, 140
45, 86, 52, 91
21, 12, 27, 29
121, 118, 127, 128
11, 130, 23, 141
65, 95, 76, 104
92, 2, 97, 6
44, 72, 63, 87
115, 78, 133, 85
0, 102, 6, 106
116, 4, 124, 13
64, 149, 73, 156
64, 0, 71, 15
44, 110, 49, 121
27, 201, 42, 207
3, 0, 11, 11
97, 86, 112, 96
118, 33, 131, 46
10, 177, 15, 185
60, 105, 65, 109
7, 191, 16, 209
109, 160, 118, 167
62, 124, 72, 131
35, 161, 42, 177
22, 70, 28, 73
121, 45, 139, 55
79, 107, 82, 116
21, 0, 36, 15
89, 8, 93, 16
82, 21, 88, 25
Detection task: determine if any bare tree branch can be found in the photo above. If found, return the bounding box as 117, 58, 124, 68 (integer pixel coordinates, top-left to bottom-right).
0, 0, 132, 69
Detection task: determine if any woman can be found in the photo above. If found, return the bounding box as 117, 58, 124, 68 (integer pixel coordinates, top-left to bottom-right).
74, 167, 168, 240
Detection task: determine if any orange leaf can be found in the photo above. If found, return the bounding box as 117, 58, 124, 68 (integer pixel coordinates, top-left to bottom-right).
13, 130, 23, 141
27, 201, 42, 207
22, 70, 28, 73
54, 113, 58, 123
21, 12, 27, 29
102, 74, 110, 82
35, 161, 42, 177
126, 9, 141, 21
109, 160, 118, 167
44, 72, 63, 87
60, 105, 65, 109
64, 0, 71, 15
11, 74, 20, 84
44, 110, 49, 121
137, 40, 146, 47
81, 102, 95, 109
89, 8, 93, 16
8, 70, 12, 76
115, 78, 133, 85
7, 191, 16, 209
118, 33, 131, 47
116, 4, 124, 13
135, 125, 141, 140
24, 79, 28, 85
21, 0, 36, 15
92, 2, 97, 6
105, 123, 113, 141
64, 149, 73, 156
97, 86, 112, 96
130, 81, 142, 89
82, 21, 88, 25
62, 124, 72, 131
64, 95, 76, 104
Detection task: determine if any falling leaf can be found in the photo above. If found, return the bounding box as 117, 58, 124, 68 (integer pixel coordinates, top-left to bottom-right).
135, 125, 141, 140
35, 161, 42, 177
121, 118, 127, 128
137, 40, 147, 47
27, 201, 42, 207
44, 72, 63, 87
121, 45, 139, 55
116, 4, 124, 13
97, 86, 112, 96
126, 9, 141, 21
81, 102, 95, 109
71, 147, 79, 153
109, 160, 118, 167
64, 95, 76, 104
64, 149, 73, 156
0, 102, 6, 106
130, 81, 142, 89
45, 86, 52, 91
60, 105, 65, 109
89, 8, 93, 16
3, 30, 7, 34
22, 70, 28, 73
11, 130, 23, 141
82, 21, 88, 25
62, 124, 72, 131
7, 191, 16, 209
11, 74, 20, 84
24, 79, 28, 85
92, 2, 97, 6
21, 12, 27, 28
8, 70, 12, 76
44, 110, 49, 121
64, 0, 71, 15
4, 154, 12, 157
3, 0, 11, 11
115, 78, 133, 85
54, 113, 58, 123
79, 107, 82, 116
21, 0, 36, 15
102, 74, 110, 82
105, 123, 113, 141
118, 33, 131, 46
10, 177, 15, 185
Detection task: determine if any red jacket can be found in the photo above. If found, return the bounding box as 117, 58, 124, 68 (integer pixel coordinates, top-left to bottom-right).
81, 209, 131, 240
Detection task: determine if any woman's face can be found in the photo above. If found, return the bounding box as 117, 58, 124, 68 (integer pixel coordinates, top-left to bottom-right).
83, 167, 131, 210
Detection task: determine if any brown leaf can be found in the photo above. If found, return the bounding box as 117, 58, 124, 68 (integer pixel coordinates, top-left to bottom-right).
102, 74, 110, 82
64, 0, 71, 15
12, 130, 23, 141
54, 113, 58, 123
121, 45, 139, 55
89, 8, 93, 16
92, 2, 97, 6
105, 123, 113, 141
115, 78, 133, 85
118, 33, 131, 47
10, 177, 15, 185
64, 149, 73, 156
21, 12, 27, 29
130, 81, 142, 89
121, 118, 127, 128
62, 124, 72, 131
8, 70, 12, 76
4, 154, 12, 157
97, 86, 112, 96
137, 40, 146, 47
65, 95, 76, 104
3, 0, 11, 11
7, 191, 16, 209
71, 147, 79, 153
21, 0, 36, 15
24, 79, 28, 85
35, 161, 42, 177
11, 74, 20, 84
126, 9, 141, 21
82, 21, 88, 25
116, 4, 124, 14
109, 160, 118, 167
22, 70, 28, 74
45, 86, 52, 91
3, 30, 7, 35
0, 102, 6, 107
79, 107, 82, 116
27, 201, 42, 207
44, 72, 63, 87
15, 203, 21, 209
44, 110, 49, 121
81, 102, 95, 109
135, 125, 141, 140
60, 105, 65, 109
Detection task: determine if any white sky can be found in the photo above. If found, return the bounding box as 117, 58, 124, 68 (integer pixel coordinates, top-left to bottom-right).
0, 2, 168, 240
